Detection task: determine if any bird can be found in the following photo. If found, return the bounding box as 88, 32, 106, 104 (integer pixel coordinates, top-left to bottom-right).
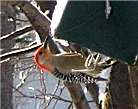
34, 35, 117, 83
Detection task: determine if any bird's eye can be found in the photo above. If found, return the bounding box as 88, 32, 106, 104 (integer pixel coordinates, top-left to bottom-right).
39, 51, 43, 55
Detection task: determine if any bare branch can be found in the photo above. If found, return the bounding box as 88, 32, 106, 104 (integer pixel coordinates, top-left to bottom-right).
67, 102, 73, 109
64, 82, 91, 109
16, 94, 72, 103
0, 26, 33, 41
86, 83, 99, 108
1, 1, 51, 41
46, 94, 72, 103
16, 66, 34, 89
1, 1, 51, 29
39, 69, 47, 104
1, 1, 52, 61
0, 44, 41, 61
52, 86, 65, 109
45, 80, 61, 108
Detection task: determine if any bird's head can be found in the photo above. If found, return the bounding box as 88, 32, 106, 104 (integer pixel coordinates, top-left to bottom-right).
34, 36, 54, 72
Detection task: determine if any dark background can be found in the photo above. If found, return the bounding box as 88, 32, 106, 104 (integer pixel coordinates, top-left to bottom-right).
56, 1, 138, 65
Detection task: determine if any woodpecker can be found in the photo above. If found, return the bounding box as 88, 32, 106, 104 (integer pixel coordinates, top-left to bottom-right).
34, 35, 117, 83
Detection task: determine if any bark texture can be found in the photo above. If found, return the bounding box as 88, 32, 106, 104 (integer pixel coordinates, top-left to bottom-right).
1, 5, 16, 109
109, 63, 134, 109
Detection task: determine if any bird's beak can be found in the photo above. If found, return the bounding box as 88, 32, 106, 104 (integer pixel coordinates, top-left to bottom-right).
43, 35, 60, 54
43, 35, 50, 49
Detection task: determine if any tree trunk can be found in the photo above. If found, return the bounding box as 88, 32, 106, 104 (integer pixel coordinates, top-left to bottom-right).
1, 5, 16, 109
108, 63, 134, 109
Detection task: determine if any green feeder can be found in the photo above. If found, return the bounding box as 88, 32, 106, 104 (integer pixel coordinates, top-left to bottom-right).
55, 1, 138, 65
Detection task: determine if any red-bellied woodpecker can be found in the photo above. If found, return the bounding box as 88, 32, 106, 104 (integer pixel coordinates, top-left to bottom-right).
34, 35, 117, 83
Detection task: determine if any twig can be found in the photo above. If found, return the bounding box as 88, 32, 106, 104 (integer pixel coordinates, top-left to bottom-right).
3, 75, 42, 99
16, 66, 34, 89
46, 94, 72, 103
14, 95, 43, 99
35, 89, 72, 103
52, 86, 65, 109
39, 69, 47, 104
45, 80, 61, 108
67, 102, 73, 109
15, 94, 72, 103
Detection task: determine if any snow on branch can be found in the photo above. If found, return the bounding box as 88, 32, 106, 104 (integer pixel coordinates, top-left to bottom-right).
0, 44, 41, 61
0, 26, 33, 41
1, 1, 51, 41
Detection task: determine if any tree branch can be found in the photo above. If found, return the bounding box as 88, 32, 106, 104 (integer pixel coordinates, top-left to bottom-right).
86, 83, 99, 108
64, 82, 91, 109
0, 44, 41, 61
0, 26, 33, 41
1, 1, 51, 41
